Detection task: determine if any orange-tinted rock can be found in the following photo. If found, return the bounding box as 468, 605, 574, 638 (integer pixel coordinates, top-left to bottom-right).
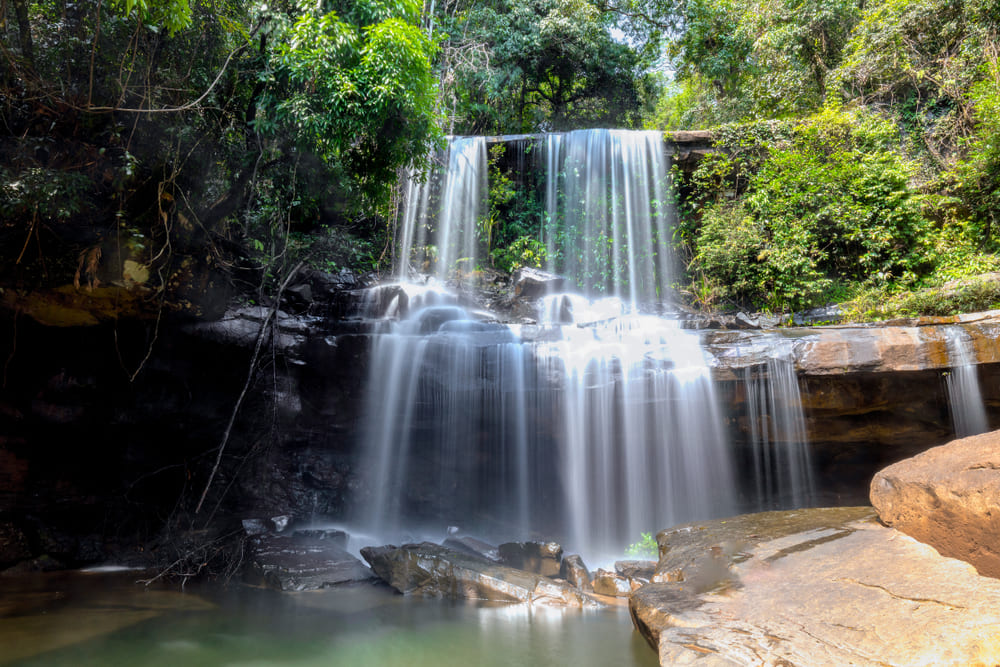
630, 508, 1000, 665
871, 430, 1000, 578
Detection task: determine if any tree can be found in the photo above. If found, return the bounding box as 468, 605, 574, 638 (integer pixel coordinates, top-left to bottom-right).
436, 0, 654, 134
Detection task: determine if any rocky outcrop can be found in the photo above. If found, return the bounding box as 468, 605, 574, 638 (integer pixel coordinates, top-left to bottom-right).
361, 542, 598, 607
630, 507, 1000, 666
871, 430, 1000, 578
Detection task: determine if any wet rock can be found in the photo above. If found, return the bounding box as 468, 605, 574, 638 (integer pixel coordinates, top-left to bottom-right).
871, 430, 1000, 578
560, 554, 591, 590
442, 536, 500, 562
247, 532, 374, 592
498, 541, 563, 577
630, 507, 1000, 666
361, 542, 597, 607
615, 560, 655, 584
510, 267, 566, 299
241, 518, 274, 536
291, 528, 348, 548
592, 569, 632, 597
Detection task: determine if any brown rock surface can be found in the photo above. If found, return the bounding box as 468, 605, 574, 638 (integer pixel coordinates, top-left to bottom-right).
362, 542, 598, 607
871, 430, 1000, 577
630, 508, 1000, 666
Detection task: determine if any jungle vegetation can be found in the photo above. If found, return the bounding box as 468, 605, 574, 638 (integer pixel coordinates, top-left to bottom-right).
2, 0, 1000, 317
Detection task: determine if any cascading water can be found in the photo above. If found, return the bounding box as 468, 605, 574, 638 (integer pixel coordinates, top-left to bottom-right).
397, 137, 487, 282
740, 340, 815, 510
540, 130, 673, 303
943, 326, 989, 438
352, 130, 813, 559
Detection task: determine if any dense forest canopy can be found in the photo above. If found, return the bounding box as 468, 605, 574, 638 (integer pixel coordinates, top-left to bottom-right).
2, 0, 1000, 316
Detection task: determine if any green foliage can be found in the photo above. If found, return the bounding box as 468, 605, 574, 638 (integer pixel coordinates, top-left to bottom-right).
625, 532, 657, 559
260, 0, 441, 202
112, 0, 193, 35
492, 235, 548, 272
0, 168, 93, 221
437, 0, 654, 133
688, 109, 937, 311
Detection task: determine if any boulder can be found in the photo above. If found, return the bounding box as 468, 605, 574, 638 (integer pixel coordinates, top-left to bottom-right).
560, 554, 591, 590
246, 532, 374, 592
629, 507, 1000, 666
498, 541, 563, 577
442, 536, 500, 562
592, 569, 632, 597
871, 430, 1000, 578
510, 267, 566, 299
361, 542, 597, 607
615, 559, 655, 581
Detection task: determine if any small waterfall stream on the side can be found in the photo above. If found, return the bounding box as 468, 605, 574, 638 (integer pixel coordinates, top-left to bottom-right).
350, 130, 816, 560
943, 326, 989, 438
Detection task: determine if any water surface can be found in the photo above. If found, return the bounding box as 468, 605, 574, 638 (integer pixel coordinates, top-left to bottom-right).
1, 572, 656, 667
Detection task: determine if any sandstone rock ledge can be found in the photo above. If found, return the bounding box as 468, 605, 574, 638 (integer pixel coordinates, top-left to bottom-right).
630, 507, 1000, 666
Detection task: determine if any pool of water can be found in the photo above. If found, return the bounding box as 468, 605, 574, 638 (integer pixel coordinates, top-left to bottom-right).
0, 572, 657, 666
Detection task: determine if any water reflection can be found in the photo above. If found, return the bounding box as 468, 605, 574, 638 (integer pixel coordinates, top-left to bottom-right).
1, 573, 656, 667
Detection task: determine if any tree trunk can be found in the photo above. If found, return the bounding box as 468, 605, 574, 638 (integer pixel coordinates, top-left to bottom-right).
12, 0, 34, 69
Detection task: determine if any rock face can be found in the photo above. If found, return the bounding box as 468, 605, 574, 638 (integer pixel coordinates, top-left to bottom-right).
629, 507, 1000, 666
361, 542, 596, 607
871, 430, 1000, 578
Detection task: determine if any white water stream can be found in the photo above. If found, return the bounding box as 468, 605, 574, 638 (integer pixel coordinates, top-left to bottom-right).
354, 131, 815, 560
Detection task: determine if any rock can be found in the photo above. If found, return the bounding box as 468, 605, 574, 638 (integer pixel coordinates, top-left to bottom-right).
560, 554, 591, 590
0, 522, 33, 568
361, 542, 597, 607
615, 560, 655, 585
498, 541, 563, 577
592, 569, 632, 597
510, 267, 566, 299
871, 430, 1000, 578
291, 528, 348, 548
630, 507, 1000, 666
247, 532, 374, 592
442, 536, 500, 562
241, 518, 274, 536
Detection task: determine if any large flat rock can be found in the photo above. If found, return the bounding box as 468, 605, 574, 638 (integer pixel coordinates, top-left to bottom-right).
630, 508, 1000, 665
362, 542, 599, 607
871, 430, 1000, 578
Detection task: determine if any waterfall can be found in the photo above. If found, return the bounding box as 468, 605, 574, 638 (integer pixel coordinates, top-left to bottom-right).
541, 130, 673, 304
943, 326, 989, 438
353, 130, 813, 558
741, 340, 815, 509
397, 137, 487, 282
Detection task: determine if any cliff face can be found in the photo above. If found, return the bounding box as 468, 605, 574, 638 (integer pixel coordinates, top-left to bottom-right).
1, 278, 997, 570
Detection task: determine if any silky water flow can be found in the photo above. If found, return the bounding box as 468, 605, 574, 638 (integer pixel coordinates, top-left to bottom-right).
352, 130, 816, 560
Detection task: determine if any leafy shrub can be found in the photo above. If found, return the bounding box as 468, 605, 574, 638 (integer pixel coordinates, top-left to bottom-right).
688, 109, 937, 311
625, 532, 657, 559
492, 235, 548, 273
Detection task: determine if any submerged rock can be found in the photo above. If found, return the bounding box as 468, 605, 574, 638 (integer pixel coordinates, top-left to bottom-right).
629, 507, 1000, 665
871, 429, 1000, 578
361, 542, 597, 607
247, 532, 374, 592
